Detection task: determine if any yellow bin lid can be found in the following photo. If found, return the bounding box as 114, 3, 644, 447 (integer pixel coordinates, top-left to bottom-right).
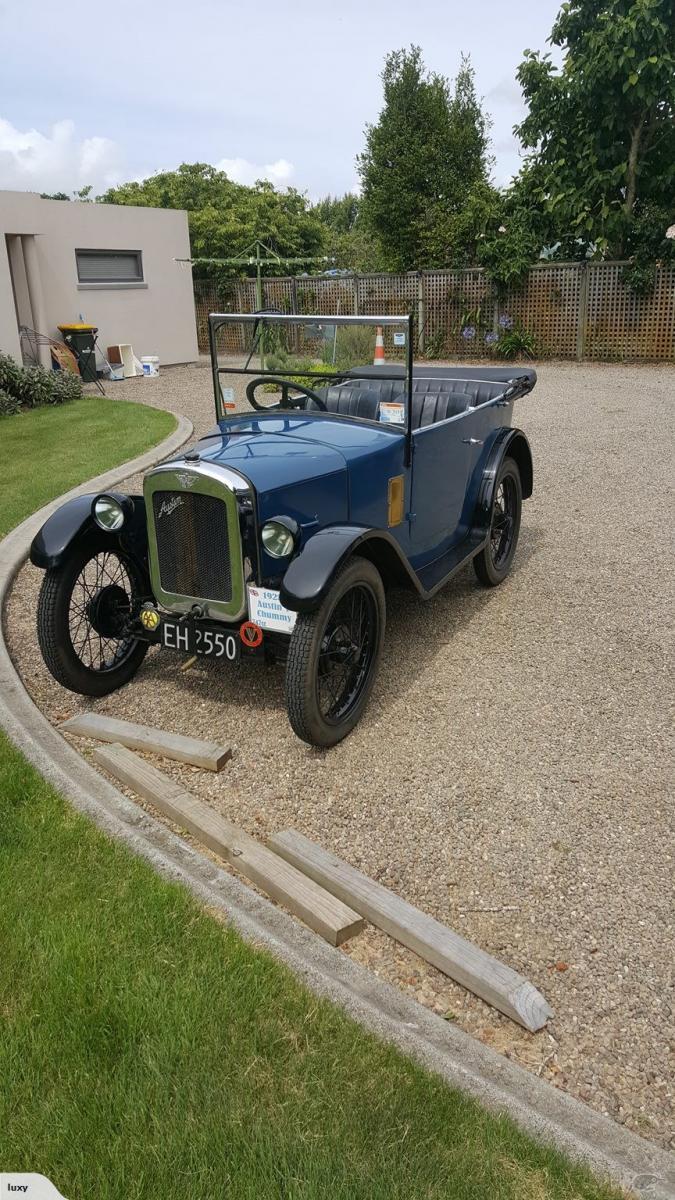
58, 323, 98, 332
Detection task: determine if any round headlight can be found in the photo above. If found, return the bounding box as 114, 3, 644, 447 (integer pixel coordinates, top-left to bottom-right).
93, 494, 125, 532
261, 518, 297, 558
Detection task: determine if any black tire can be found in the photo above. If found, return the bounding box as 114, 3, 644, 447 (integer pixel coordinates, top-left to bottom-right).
37, 535, 148, 697
285, 557, 385, 748
473, 456, 522, 587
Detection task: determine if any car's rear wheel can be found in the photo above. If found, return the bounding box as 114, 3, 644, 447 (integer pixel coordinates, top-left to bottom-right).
473, 456, 522, 587
285, 557, 385, 747
37, 536, 148, 696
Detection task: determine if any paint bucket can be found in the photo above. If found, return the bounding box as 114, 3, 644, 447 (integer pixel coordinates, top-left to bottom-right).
141, 355, 160, 377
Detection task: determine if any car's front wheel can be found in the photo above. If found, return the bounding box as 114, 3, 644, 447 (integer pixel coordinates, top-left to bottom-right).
285, 557, 385, 747
37, 535, 149, 696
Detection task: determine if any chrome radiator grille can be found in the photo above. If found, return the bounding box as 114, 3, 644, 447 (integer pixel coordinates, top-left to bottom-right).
152, 490, 233, 603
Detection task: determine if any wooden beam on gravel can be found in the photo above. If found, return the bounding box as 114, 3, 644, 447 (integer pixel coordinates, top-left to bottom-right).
269, 830, 553, 1032
92, 743, 364, 947
61, 713, 231, 772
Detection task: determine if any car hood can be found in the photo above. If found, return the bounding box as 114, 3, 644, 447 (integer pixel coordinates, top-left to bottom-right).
179, 413, 402, 493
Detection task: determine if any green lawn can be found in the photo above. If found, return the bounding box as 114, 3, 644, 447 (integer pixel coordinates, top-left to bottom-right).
0, 396, 176, 538
0, 739, 622, 1200
0, 399, 623, 1199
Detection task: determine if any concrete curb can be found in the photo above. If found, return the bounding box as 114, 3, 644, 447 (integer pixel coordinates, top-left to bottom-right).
0, 418, 672, 1200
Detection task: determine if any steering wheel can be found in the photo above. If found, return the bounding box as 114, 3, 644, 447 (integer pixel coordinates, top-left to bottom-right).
245, 376, 327, 413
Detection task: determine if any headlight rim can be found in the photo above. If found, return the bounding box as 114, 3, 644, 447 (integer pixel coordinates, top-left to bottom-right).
91, 492, 131, 533
261, 516, 299, 559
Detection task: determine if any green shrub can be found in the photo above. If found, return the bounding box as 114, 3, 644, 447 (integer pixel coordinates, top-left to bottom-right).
260, 356, 337, 394
325, 325, 375, 371
20, 366, 55, 407
0, 353, 24, 398
50, 370, 83, 404
285, 361, 337, 389
0, 352, 81, 408
0, 387, 21, 417
422, 329, 446, 360
494, 325, 536, 360
264, 351, 289, 374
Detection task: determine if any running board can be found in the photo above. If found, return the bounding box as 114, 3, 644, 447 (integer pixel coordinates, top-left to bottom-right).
414, 533, 485, 597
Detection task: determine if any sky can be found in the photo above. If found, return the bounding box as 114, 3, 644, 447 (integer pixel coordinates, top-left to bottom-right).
0, 0, 563, 201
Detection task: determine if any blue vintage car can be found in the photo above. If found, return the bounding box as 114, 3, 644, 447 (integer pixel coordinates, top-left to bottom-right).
31, 313, 536, 746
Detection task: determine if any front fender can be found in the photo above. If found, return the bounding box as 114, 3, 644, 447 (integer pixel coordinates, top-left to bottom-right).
30, 493, 148, 569
280, 526, 420, 613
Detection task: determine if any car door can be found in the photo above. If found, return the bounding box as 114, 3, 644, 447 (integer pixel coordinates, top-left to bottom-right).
409, 411, 477, 567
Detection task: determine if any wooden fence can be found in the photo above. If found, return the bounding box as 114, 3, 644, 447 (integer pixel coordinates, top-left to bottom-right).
193, 261, 675, 362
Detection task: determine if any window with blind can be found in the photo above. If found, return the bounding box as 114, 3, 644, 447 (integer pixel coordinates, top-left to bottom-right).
76, 249, 144, 284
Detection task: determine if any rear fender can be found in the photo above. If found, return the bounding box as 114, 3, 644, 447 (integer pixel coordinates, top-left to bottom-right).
472, 428, 533, 537
280, 526, 421, 613
30, 493, 149, 570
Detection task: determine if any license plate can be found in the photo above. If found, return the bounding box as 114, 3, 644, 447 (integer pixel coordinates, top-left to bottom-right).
161, 619, 240, 661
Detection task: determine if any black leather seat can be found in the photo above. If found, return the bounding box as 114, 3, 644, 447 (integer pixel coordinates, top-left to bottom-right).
410, 390, 469, 427
311, 374, 505, 427
312, 384, 382, 421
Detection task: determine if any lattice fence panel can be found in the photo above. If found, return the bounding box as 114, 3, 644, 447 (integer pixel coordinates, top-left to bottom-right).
585, 263, 675, 361
357, 273, 418, 357
289, 276, 355, 315
193, 281, 243, 353
424, 269, 490, 357
262, 277, 295, 312
504, 264, 580, 359
235, 279, 258, 312
195, 262, 675, 363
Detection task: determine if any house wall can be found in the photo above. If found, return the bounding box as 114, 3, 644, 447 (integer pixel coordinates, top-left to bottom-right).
0, 191, 198, 367
0, 234, 21, 362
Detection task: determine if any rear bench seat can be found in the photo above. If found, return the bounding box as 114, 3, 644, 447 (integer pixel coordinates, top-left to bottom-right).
313, 375, 505, 428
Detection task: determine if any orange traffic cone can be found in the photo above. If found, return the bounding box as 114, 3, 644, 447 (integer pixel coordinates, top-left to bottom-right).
373, 326, 385, 365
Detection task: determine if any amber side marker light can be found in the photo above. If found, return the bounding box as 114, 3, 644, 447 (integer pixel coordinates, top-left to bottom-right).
240, 620, 263, 648
388, 475, 405, 527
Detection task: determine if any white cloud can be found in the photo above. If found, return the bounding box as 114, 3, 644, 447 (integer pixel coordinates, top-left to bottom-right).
0, 117, 125, 193
486, 78, 525, 107
216, 156, 295, 187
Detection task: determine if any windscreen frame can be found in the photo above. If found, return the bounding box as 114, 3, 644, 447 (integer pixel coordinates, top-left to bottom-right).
207, 312, 414, 465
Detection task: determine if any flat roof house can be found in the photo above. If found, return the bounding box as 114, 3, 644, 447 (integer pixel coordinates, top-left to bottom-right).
0, 191, 198, 369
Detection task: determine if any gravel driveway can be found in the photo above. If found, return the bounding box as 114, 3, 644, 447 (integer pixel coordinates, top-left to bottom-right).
6, 359, 674, 1148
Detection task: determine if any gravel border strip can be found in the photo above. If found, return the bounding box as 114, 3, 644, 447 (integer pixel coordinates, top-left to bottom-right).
0, 417, 673, 1200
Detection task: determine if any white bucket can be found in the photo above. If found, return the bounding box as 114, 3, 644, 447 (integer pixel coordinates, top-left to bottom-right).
141, 355, 160, 377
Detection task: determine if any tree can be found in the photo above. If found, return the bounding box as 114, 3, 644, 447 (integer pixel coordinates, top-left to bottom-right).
515, 0, 675, 259
100, 164, 326, 281
310, 193, 386, 272
40, 187, 94, 202
312, 193, 360, 234
357, 47, 493, 270
418, 59, 498, 266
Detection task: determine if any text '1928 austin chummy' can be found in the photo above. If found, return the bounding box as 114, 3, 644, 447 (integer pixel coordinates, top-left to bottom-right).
31, 313, 536, 746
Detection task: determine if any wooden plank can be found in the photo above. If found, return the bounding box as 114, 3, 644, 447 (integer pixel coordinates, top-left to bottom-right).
269, 830, 553, 1032
93, 744, 364, 947
61, 713, 231, 772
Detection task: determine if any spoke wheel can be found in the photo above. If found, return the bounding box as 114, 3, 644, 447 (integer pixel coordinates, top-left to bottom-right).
69, 552, 137, 671
473, 457, 522, 587
490, 476, 517, 569
316, 584, 378, 725
37, 536, 149, 696
286, 558, 385, 747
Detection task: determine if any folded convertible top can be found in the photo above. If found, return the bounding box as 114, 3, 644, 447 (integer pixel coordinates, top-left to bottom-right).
351, 363, 537, 391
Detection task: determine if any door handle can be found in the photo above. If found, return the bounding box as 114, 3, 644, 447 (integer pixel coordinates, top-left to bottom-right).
462, 437, 483, 445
